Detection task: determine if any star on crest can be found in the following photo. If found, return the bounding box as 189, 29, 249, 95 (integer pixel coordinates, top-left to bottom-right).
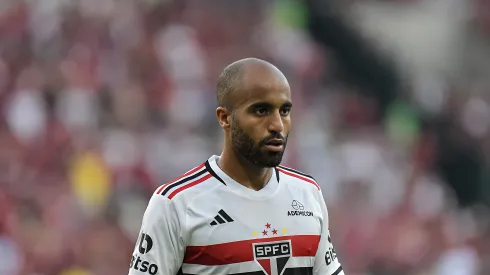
253, 223, 287, 238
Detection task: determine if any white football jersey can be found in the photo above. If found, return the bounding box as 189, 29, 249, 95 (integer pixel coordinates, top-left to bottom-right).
128, 155, 344, 275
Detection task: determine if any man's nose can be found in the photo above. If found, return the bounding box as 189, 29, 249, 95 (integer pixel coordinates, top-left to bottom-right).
267, 112, 284, 133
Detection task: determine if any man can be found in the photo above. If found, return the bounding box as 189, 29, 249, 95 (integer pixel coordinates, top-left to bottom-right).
128, 58, 344, 275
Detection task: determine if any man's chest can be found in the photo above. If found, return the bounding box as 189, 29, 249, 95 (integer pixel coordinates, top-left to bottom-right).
186, 188, 322, 243
181, 189, 322, 274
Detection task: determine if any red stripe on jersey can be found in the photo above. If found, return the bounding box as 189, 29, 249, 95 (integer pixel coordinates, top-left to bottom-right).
184, 235, 320, 266
156, 163, 205, 194
155, 184, 166, 195
276, 168, 320, 190
167, 173, 213, 199
183, 163, 206, 177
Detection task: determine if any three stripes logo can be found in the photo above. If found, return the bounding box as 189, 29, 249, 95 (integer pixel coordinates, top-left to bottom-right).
210, 209, 234, 226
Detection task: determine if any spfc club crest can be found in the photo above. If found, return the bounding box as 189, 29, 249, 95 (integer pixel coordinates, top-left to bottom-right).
253, 240, 291, 275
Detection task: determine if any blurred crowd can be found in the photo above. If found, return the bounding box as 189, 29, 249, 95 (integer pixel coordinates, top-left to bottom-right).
1, 0, 490, 274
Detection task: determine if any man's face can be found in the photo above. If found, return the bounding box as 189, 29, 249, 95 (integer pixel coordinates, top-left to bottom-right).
230, 111, 289, 167
229, 79, 292, 167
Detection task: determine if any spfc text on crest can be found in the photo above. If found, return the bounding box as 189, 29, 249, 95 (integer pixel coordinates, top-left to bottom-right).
253, 240, 292, 275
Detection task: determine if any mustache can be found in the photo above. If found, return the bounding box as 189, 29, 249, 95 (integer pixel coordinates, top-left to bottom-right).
259, 134, 286, 146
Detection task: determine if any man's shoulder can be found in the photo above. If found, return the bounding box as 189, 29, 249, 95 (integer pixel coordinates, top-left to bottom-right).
153, 162, 219, 202
276, 165, 320, 192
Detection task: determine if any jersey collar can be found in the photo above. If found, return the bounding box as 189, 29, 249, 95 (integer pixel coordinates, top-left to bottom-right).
206, 155, 280, 199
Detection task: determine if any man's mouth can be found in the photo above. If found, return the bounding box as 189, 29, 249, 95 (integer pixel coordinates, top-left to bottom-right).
263, 139, 284, 152
265, 139, 284, 146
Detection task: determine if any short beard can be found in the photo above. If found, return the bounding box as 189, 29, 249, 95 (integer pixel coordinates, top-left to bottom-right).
230, 114, 287, 167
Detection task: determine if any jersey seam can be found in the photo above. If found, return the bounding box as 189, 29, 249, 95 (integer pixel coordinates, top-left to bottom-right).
162, 197, 186, 253
183, 179, 224, 244
182, 198, 187, 249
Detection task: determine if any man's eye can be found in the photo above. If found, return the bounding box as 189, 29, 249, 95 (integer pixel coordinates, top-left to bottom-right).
280, 108, 291, 116
255, 108, 267, 115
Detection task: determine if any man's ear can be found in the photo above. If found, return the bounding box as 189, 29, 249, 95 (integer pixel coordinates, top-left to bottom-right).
216, 106, 231, 129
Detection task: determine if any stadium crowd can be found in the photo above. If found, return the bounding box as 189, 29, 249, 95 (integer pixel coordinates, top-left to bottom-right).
0, 0, 490, 274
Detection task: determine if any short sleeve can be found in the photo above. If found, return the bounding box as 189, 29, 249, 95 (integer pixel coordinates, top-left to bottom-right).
128, 194, 185, 275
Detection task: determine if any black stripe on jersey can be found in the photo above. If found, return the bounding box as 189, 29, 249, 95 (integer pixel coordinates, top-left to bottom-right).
215, 214, 226, 224
160, 169, 207, 197
278, 166, 316, 181
283, 267, 313, 275
274, 167, 280, 182
332, 266, 343, 275
181, 267, 313, 275
206, 160, 226, 185
218, 209, 234, 222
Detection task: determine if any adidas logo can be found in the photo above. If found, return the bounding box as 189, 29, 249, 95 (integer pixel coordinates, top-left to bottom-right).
210, 209, 234, 226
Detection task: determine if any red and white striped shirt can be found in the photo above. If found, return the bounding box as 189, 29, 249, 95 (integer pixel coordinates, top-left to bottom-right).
129, 155, 344, 275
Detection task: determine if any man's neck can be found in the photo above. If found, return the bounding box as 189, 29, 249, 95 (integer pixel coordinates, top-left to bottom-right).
218, 150, 272, 191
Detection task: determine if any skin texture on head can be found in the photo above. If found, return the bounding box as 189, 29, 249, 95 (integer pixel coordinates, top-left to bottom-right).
216, 58, 292, 191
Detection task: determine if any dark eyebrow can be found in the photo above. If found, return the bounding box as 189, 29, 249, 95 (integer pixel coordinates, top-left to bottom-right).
248, 101, 293, 109
282, 101, 293, 108
249, 102, 273, 110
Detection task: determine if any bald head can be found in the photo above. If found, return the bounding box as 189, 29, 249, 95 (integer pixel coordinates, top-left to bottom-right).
215, 58, 292, 168
216, 58, 288, 110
